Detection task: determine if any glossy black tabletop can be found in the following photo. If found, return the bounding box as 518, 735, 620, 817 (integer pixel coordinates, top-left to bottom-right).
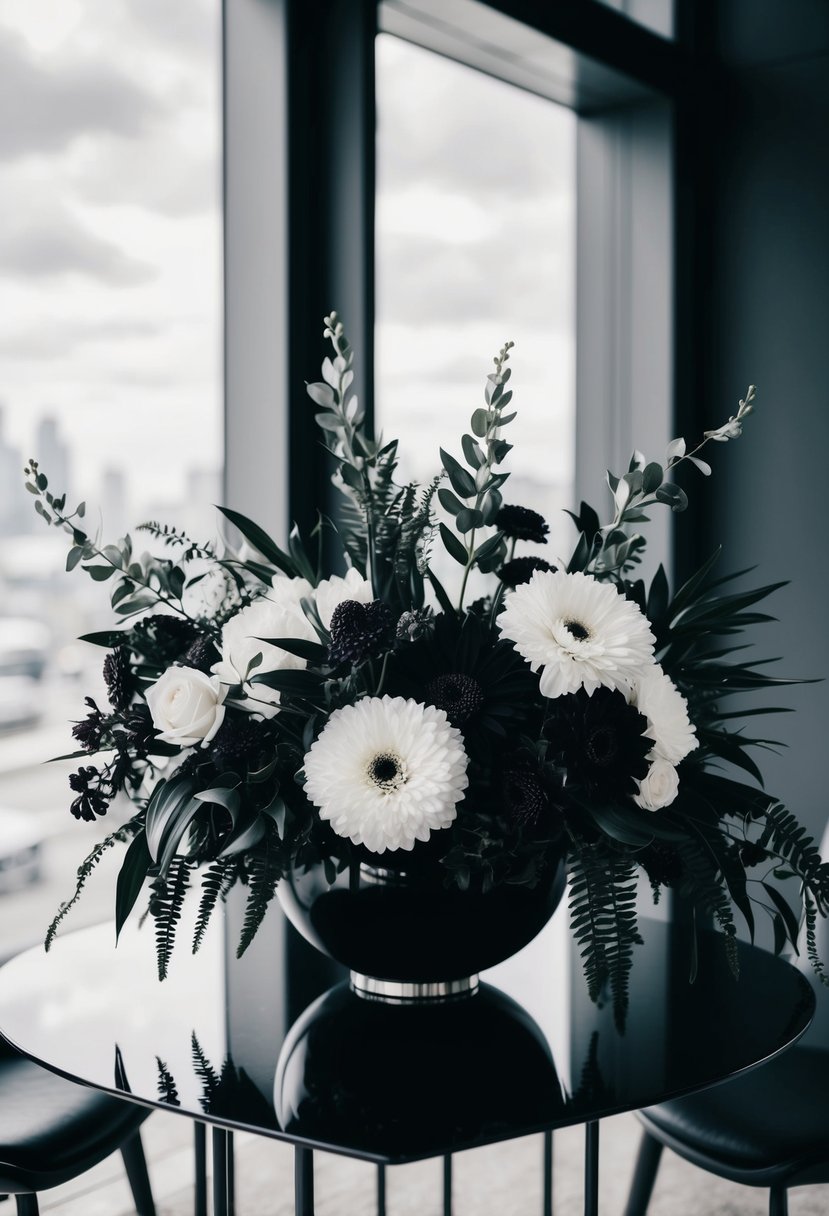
0, 904, 814, 1165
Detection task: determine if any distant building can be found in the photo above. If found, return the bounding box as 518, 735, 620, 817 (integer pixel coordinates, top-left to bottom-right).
35, 416, 71, 500
0, 407, 29, 537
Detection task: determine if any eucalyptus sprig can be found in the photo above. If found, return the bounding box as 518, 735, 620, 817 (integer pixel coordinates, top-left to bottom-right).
438, 341, 516, 611
567, 387, 757, 581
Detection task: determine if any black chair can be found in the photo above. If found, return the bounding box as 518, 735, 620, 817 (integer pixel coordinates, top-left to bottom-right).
624, 860, 829, 1216
0, 1036, 155, 1216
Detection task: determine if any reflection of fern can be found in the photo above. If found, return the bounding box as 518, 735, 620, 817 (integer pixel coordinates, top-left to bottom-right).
761, 804, 829, 909
676, 836, 738, 976
569, 842, 642, 1031
804, 893, 829, 984
46, 815, 144, 950
192, 857, 238, 952
237, 825, 284, 957
156, 1056, 180, 1106
151, 856, 193, 980
191, 1031, 222, 1107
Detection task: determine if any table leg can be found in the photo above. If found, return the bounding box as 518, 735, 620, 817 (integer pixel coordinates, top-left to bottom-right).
443, 1153, 452, 1216
194, 1124, 207, 1216
211, 1128, 234, 1216
543, 1130, 553, 1216
584, 1122, 599, 1216
295, 1147, 315, 1216
377, 1164, 386, 1216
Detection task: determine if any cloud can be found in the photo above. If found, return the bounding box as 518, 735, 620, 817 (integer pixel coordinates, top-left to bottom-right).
0, 198, 155, 284
0, 27, 161, 162
0, 318, 164, 361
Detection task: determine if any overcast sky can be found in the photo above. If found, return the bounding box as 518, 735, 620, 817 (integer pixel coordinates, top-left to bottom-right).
0, 7, 574, 543
0, 0, 222, 520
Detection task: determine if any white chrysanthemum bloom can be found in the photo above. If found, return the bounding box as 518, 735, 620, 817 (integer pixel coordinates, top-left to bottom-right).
314, 567, 373, 630
634, 757, 680, 811
212, 596, 316, 717
303, 695, 469, 852
633, 666, 698, 765
498, 569, 656, 700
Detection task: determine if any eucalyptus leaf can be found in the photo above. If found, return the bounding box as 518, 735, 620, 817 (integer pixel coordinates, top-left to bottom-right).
439, 522, 469, 566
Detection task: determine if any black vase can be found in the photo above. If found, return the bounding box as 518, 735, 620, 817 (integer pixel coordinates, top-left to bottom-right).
277, 838, 566, 996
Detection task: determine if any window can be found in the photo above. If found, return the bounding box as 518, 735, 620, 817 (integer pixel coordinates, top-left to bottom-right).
0, 1, 222, 953
375, 33, 576, 564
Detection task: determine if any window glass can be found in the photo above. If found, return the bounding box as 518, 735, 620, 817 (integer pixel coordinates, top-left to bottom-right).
593, 0, 674, 40
375, 34, 576, 587
0, 1, 222, 952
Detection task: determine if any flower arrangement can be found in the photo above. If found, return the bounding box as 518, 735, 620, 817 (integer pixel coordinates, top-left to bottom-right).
28, 313, 829, 1022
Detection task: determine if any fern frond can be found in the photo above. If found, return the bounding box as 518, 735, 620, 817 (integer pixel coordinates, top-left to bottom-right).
237, 825, 284, 957
191, 1032, 221, 1107
46, 815, 144, 950
192, 857, 237, 953
676, 835, 739, 976
568, 842, 642, 1030
150, 856, 192, 980
137, 520, 215, 561
760, 803, 829, 909
156, 1056, 180, 1106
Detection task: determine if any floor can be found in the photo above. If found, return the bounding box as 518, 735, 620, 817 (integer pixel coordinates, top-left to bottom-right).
29, 1108, 829, 1215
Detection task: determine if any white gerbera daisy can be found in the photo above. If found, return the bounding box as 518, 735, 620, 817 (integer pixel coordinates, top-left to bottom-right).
303, 695, 469, 853
633, 666, 698, 765
498, 569, 656, 700
212, 596, 316, 716
314, 567, 373, 630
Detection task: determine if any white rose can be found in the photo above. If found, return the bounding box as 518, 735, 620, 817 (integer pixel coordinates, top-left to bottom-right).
146, 667, 227, 748
633, 758, 680, 812
212, 596, 316, 717
314, 567, 373, 630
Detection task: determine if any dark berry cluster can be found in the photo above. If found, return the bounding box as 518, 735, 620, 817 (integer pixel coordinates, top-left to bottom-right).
72, 697, 106, 752
495, 504, 549, 544
102, 646, 133, 711
182, 635, 219, 674
328, 599, 394, 665
68, 766, 110, 821
498, 556, 556, 589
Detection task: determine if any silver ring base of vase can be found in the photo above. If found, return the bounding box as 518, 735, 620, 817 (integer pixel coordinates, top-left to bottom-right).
349, 972, 479, 1004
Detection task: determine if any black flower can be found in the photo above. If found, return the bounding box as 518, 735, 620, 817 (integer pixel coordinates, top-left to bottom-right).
72, 697, 106, 752
131, 614, 199, 666
495, 504, 549, 544
501, 760, 549, 829
498, 557, 556, 589
641, 842, 684, 888
546, 686, 650, 800
328, 599, 394, 665
210, 715, 275, 770
68, 766, 110, 821
103, 646, 133, 711
182, 635, 220, 674
425, 673, 484, 726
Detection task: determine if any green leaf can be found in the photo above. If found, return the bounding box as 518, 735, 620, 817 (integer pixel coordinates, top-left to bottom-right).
145, 778, 198, 864
256, 636, 327, 662
251, 669, 324, 695
115, 831, 151, 942
761, 881, 801, 949
427, 567, 455, 614
439, 522, 469, 566
439, 448, 477, 499
461, 434, 485, 469
194, 787, 241, 818
219, 817, 267, 858
216, 506, 295, 576
437, 488, 463, 517
83, 564, 117, 581
471, 408, 489, 437
66, 546, 83, 572
636, 459, 656, 493
655, 483, 689, 512
78, 630, 129, 648
455, 507, 483, 533
306, 381, 336, 408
